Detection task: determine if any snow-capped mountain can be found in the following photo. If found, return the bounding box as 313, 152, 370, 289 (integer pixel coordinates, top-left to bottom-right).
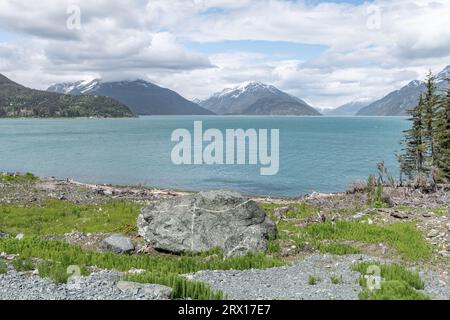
437, 65, 450, 82
47, 79, 100, 95
1, 74, 133, 118
357, 65, 450, 116
326, 98, 373, 116
48, 79, 214, 116
200, 82, 321, 116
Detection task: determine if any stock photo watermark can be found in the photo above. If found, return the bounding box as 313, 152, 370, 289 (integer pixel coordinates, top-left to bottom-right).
366, 5, 381, 30
364, 265, 382, 291
66, 5, 82, 30
171, 121, 280, 176
66, 265, 82, 290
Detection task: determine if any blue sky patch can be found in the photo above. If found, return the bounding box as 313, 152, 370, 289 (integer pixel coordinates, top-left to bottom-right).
184, 40, 328, 61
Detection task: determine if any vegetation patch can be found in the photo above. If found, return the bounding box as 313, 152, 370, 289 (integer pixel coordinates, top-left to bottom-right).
358, 280, 429, 300
330, 275, 343, 285
0, 200, 141, 236
307, 275, 321, 285
300, 221, 431, 261
428, 208, 448, 216
0, 172, 38, 184
12, 257, 35, 272
38, 261, 90, 284
0, 260, 7, 274
262, 203, 431, 260
353, 262, 429, 300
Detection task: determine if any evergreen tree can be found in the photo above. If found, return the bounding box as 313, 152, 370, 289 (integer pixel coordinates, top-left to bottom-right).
400, 95, 428, 179
433, 80, 450, 182
422, 71, 438, 167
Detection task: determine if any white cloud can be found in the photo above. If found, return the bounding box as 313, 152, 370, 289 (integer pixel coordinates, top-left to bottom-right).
0, 0, 449, 107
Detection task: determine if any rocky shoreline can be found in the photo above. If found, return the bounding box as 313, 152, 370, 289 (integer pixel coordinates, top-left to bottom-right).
1, 173, 449, 300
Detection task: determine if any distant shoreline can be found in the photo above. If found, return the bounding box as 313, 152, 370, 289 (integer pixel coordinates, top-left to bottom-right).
0, 172, 326, 201
0, 114, 410, 120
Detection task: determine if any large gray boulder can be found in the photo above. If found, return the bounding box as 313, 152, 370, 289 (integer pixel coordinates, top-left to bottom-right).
101, 234, 135, 254
137, 190, 277, 257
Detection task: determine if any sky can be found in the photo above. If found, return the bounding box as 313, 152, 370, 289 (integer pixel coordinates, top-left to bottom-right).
0, 0, 449, 109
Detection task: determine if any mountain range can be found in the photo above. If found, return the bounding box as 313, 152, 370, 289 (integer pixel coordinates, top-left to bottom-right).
0, 74, 133, 118
325, 99, 373, 116
6, 64, 450, 118
198, 82, 321, 116
48, 79, 214, 116
357, 65, 450, 116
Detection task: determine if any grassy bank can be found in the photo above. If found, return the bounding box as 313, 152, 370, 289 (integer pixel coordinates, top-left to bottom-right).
262, 203, 433, 261
0, 175, 444, 300
0, 199, 141, 235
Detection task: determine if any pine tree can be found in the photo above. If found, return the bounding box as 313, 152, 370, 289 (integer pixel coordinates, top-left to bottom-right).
400, 95, 428, 179
422, 71, 439, 167
433, 80, 450, 182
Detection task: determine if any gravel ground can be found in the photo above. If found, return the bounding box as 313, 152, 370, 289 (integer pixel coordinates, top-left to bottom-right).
0, 267, 162, 300
1, 255, 448, 300
190, 254, 450, 300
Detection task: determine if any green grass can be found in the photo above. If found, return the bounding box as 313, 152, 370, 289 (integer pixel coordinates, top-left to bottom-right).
300, 221, 431, 261
308, 275, 321, 285
428, 208, 448, 216
0, 237, 284, 300
263, 202, 431, 261
0, 200, 141, 236
353, 262, 429, 300
38, 261, 89, 284
353, 262, 424, 289
330, 275, 343, 284
12, 257, 35, 271
0, 172, 38, 183
0, 260, 7, 274
358, 280, 430, 300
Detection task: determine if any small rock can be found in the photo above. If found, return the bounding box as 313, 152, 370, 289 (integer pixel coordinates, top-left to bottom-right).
422, 212, 433, 218
273, 206, 290, 221
0, 231, 8, 239
438, 250, 449, 257
101, 234, 135, 254
427, 229, 440, 238
391, 211, 409, 219
280, 247, 294, 257
15, 233, 24, 240
127, 268, 146, 275
117, 281, 172, 299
